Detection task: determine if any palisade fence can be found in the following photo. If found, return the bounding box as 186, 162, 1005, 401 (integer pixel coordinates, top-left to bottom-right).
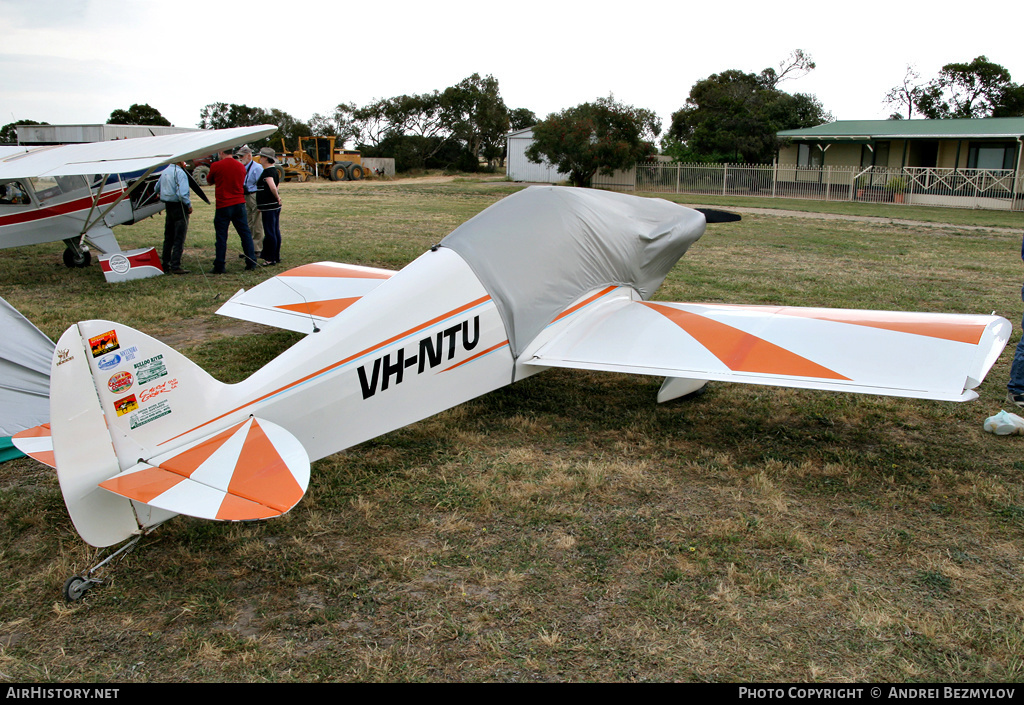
592, 162, 1024, 211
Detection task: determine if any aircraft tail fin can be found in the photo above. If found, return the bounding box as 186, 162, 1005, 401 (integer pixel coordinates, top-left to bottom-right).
49, 320, 310, 547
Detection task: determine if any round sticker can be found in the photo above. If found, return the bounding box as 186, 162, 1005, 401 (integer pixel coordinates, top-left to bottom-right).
108, 371, 134, 394
109, 254, 131, 274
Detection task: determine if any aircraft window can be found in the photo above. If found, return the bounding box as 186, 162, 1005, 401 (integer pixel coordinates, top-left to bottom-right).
28, 175, 88, 203
0, 181, 31, 205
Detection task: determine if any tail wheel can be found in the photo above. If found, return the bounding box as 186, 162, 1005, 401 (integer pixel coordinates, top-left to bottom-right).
348, 165, 364, 180
330, 163, 349, 182
63, 247, 92, 268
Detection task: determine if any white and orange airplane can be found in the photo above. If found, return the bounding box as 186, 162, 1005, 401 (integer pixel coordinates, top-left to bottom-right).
11, 186, 1011, 600
0, 125, 276, 281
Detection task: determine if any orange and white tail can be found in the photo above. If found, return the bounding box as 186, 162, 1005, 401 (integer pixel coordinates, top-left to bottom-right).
45, 320, 310, 547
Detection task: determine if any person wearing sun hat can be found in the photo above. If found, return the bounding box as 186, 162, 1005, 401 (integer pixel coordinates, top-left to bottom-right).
254, 146, 283, 265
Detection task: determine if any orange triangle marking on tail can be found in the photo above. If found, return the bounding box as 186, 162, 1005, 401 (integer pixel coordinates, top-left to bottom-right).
159, 420, 247, 477
643, 302, 851, 380
33, 451, 55, 467
100, 466, 186, 503
228, 419, 303, 512
275, 297, 361, 319
217, 493, 283, 521
13, 423, 51, 439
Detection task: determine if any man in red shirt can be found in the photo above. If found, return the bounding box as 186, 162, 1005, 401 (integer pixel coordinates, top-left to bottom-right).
206, 148, 257, 273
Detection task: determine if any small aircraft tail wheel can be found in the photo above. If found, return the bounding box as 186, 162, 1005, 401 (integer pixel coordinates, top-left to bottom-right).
63, 575, 92, 602
62, 248, 92, 269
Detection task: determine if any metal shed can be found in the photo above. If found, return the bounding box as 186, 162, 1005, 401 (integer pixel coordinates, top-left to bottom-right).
506, 127, 569, 183
15, 124, 198, 146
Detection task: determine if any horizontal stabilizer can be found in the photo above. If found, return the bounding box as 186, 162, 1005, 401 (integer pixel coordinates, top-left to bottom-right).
525, 297, 1011, 401
11, 423, 54, 468
216, 261, 394, 333
99, 417, 310, 521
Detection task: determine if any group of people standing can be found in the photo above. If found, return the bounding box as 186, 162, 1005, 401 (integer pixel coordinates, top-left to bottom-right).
154, 143, 283, 275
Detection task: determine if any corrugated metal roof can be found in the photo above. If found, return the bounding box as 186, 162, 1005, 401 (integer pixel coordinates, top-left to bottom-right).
778, 117, 1024, 141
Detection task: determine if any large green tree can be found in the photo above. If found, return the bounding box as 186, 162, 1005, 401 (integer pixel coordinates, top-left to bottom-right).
107, 103, 171, 126
885, 57, 1023, 119
440, 73, 510, 169
667, 63, 830, 164
526, 96, 660, 187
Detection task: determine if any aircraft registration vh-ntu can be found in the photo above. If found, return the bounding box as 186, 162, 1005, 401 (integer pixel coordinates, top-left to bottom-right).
0, 125, 277, 281
10, 185, 1011, 600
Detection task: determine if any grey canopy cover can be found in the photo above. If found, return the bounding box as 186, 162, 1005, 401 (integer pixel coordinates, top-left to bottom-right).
440, 186, 706, 358
0, 297, 55, 436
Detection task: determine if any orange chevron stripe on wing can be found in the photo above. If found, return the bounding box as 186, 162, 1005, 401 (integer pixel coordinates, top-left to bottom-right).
642, 302, 850, 380
708, 304, 987, 345
278, 263, 391, 279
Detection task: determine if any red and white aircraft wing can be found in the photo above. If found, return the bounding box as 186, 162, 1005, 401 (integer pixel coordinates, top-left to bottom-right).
0, 125, 277, 179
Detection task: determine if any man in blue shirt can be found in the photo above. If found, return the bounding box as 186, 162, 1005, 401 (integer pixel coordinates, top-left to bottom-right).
237, 145, 265, 258
154, 161, 192, 274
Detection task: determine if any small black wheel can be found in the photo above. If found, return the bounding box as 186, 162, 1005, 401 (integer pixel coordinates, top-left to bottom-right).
63, 576, 90, 602
62, 248, 91, 268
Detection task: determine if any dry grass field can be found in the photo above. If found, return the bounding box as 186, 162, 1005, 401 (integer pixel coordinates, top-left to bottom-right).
1, 176, 1023, 682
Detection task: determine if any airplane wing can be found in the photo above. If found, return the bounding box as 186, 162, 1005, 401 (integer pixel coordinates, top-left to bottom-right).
523, 292, 1011, 402
0, 125, 278, 179
216, 261, 395, 333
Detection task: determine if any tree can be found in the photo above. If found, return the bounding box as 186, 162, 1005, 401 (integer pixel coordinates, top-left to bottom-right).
107, 103, 171, 126
0, 119, 48, 144
197, 103, 309, 150
509, 107, 538, 132
884, 65, 925, 120
759, 49, 817, 90
526, 96, 660, 187
884, 56, 1023, 119
919, 56, 1016, 118
440, 73, 510, 169
667, 62, 831, 163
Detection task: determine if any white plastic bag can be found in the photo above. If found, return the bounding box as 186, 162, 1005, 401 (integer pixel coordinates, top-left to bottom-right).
983, 410, 1024, 435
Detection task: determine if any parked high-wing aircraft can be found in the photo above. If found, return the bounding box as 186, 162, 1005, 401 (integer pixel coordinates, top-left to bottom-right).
11, 186, 1012, 600
0, 125, 277, 279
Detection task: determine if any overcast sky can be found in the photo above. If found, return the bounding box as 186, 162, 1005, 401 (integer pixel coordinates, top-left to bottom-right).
2, 0, 1022, 142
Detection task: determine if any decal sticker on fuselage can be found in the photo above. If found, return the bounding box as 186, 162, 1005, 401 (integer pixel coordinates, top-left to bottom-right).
114, 394, 138, 417
107, 371, 133, 394
129, 399, 172, 429
89, 330, 119, 357
134, 354, 167, 385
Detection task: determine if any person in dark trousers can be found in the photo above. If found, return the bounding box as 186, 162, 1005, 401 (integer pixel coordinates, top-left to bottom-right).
255, 147, 283, 265
1008, 232, 1024, 407
207, 148, 257, 273
154, 161, 192, 274
236, 145, 265, 258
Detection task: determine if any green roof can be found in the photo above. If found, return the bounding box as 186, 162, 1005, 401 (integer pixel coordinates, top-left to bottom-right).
778, 117, 1024, 141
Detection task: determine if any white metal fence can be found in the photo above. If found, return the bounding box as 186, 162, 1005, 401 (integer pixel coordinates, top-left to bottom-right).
593, 162, 1024, 211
